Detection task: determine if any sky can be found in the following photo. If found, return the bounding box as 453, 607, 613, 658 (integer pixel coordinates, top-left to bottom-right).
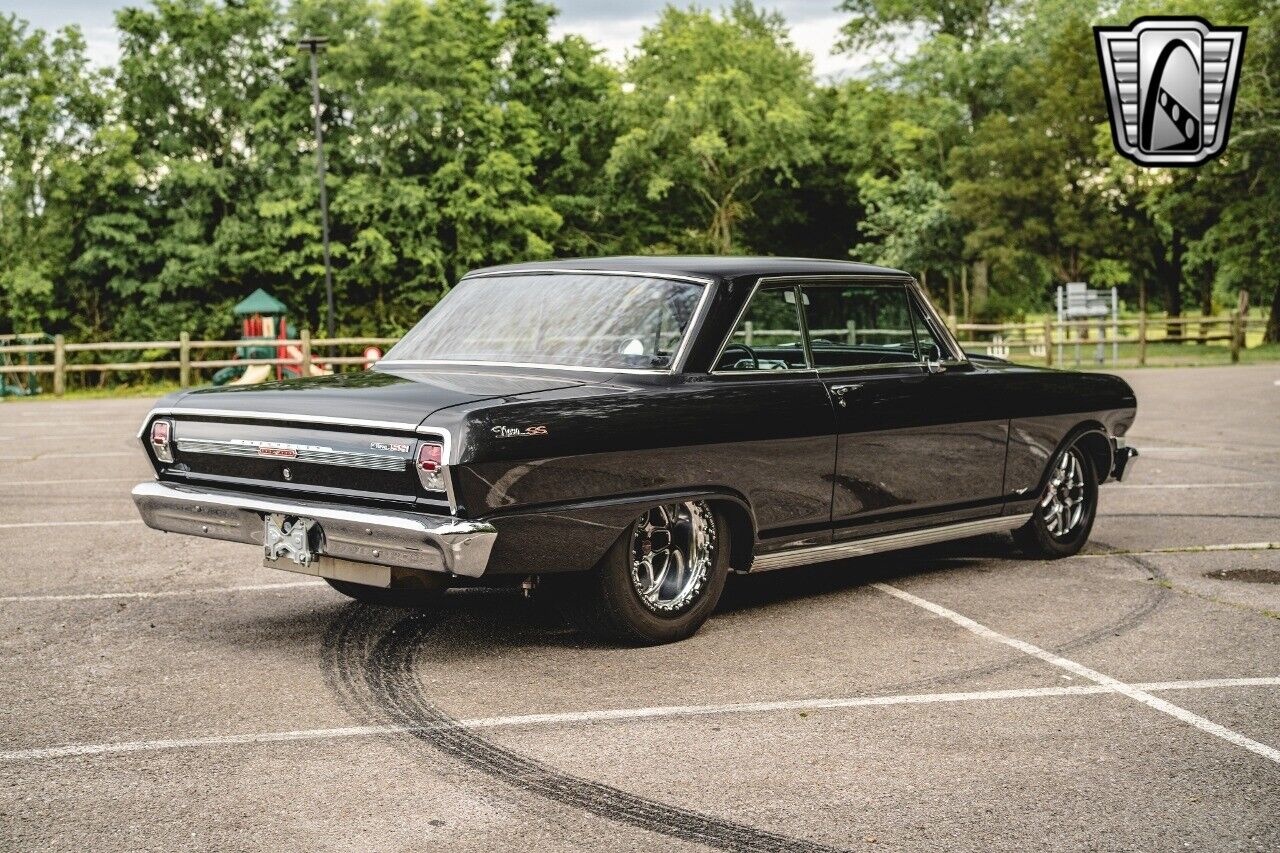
4, 0, 880, 79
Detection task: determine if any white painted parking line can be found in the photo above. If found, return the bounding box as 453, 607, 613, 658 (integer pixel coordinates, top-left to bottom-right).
1112, 482, 1280, 490
0, 452, 137, 460
1078, 541, 1280, 558
0, 519, 142, 530
0, 477, 138, 487
0, 580, 325, 603
873, 583, 1280, 766
2, 676, 1276, 763
0, 420, 139, 428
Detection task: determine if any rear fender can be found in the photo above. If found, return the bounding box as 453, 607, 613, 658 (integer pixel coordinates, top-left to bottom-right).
482, 488, 756, 575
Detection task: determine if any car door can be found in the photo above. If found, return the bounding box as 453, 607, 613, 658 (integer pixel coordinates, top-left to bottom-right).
711, 282, 837, 552
799, 279, 1009, 540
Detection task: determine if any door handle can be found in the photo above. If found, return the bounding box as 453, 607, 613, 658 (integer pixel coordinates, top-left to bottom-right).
828, 383, 862, 407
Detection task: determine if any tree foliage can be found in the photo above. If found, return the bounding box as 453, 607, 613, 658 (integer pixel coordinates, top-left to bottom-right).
0, 0, 1277, 342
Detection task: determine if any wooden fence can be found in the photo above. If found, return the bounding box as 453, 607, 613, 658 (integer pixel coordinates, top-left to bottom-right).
0, 331, 396, 396
950, 312, 1261, 368
0, 303, 1267, 397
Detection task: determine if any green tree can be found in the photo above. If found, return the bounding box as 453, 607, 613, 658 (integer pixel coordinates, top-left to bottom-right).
0, 16, 109, 334
607, 2, 818, 254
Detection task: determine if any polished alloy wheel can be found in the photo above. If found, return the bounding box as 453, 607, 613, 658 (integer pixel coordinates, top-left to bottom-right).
630, 501, 717, 613
1040, 448, 1086, 538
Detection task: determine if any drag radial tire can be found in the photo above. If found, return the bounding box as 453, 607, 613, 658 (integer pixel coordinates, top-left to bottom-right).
325, 573, 449, 608
1013, 440, 1099, 559
556, 501, 731, 645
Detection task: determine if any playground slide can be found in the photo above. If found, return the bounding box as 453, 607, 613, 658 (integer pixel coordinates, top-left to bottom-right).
230, 363, 275, 385
283, 345, 333, 376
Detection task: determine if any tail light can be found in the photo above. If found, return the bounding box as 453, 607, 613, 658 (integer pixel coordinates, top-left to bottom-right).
150, 419, 174, 463
416, 441, 446, 492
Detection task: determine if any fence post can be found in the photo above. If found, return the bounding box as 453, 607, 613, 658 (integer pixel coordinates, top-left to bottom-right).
1231, 290, 1249, 363
300, 328, 312, 376
53, 334, 66, 397
743, 321, 754, 346
846, 320, 857, 345
1043, 320, 1053, 367
1137, 313, 1147, 366
179, 331, 191, 387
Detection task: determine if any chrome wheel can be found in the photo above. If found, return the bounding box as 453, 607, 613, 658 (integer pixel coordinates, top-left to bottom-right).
630, 501, 717, 613
1040, 448, 1087, 538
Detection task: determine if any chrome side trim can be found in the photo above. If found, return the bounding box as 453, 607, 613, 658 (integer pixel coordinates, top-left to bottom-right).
131, 481, 494, 578
749, 514, 1031, 572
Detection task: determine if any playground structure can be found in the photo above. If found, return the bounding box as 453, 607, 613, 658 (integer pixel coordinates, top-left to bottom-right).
213, 289, 334, 385
0, 333, 48, 397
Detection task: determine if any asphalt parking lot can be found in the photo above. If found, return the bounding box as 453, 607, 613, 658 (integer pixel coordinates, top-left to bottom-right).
1, 364, 1278, 852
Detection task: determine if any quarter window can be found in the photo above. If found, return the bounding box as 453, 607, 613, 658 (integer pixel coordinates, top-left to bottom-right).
715, 286, 808, 371
800, 284, 919, 369
908, 295, 949, 361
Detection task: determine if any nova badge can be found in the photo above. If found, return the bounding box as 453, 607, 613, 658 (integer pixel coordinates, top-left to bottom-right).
257, 445, 298, 459
370, 441, 411, 453
1095, 17, 1247, 166
491, 424, 549, 438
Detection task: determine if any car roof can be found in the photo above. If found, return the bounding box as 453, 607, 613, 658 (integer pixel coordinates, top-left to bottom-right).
466, 255, 909, 282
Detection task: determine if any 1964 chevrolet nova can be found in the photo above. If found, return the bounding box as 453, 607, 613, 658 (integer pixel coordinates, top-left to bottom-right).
133, 257, 1138, 644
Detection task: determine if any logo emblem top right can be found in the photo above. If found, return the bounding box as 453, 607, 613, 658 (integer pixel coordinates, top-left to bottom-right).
1095, 17, 1247, 166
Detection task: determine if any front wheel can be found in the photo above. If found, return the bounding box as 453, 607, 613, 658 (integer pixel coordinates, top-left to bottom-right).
556, 500, 730, 645
1013, 442, 1098, 559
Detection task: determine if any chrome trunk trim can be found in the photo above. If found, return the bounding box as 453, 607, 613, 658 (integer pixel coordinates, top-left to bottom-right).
137, 407, 422, 438
749, 514, 1031, 572
175, 437, 408, 472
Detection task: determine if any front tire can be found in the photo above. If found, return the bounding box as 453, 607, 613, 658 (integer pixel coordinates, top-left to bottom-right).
557, 501, 730, 645
1014, 441, 1098, 559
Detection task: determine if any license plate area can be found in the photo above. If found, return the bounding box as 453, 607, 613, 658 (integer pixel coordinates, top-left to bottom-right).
264, 513, 321, 566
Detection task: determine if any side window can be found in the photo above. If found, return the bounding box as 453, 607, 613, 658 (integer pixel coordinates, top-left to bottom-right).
716, 286, 808, 371
801, 284, 920, 369
908, 296, 945, 361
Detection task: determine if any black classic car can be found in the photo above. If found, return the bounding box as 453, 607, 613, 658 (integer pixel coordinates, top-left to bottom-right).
133, 257, 1138, 644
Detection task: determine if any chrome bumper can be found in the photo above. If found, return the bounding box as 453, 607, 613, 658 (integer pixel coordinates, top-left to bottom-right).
131, 481, 496, 578
1111, 439, 1139, 481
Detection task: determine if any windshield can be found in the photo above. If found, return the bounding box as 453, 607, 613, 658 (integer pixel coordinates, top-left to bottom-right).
382, 273, 705, 370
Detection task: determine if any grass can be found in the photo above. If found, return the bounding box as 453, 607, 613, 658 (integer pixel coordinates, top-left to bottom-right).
1000, 341, 1280, 370
0, 380, 181, 403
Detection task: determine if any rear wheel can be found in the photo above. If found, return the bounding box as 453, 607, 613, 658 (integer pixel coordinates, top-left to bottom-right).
557, 500, 730, 645
1013, 441, 1098, 559
325, 573, 449, 608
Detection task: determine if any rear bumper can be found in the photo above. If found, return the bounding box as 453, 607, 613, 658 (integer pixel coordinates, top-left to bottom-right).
1111, 438, 1139, 481
131, 481, 496, 578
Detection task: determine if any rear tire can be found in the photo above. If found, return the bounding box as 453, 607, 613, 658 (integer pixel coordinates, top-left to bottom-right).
325, 573, 449, 608
556, 501, 730, 645
1013, 441, 1098, 559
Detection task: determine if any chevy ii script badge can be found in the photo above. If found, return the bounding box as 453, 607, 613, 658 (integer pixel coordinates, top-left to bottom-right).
1094, 17, 1246, 166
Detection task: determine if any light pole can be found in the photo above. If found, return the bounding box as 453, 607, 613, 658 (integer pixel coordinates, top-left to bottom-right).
298, 35, 335, 349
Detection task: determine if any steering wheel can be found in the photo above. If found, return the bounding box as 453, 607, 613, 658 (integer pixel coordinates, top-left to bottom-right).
720, 343, 759, 371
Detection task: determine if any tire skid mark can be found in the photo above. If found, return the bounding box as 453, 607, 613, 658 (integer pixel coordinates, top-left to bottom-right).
322, 606, 848, 853
863, 543, 1171, 695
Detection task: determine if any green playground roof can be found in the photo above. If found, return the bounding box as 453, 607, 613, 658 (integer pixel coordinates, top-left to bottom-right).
233, 288, 288, 316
